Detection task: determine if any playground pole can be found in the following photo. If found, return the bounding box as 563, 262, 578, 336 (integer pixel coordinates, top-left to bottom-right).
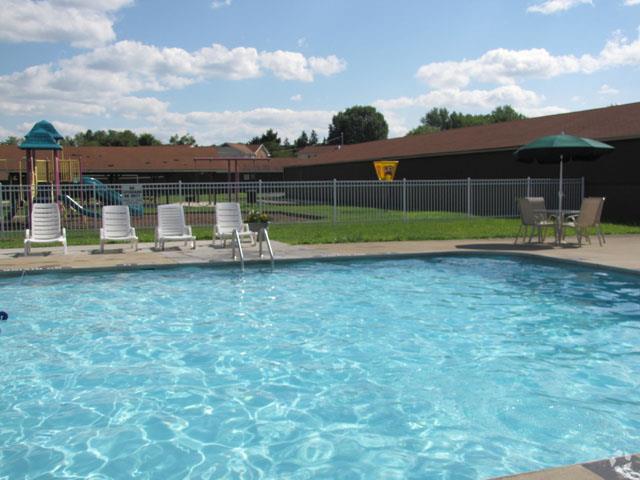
26, 149, 33, 229
54, 149, 61, 210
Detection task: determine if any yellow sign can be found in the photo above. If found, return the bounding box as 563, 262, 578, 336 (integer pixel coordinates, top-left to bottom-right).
374, 160, 399, 181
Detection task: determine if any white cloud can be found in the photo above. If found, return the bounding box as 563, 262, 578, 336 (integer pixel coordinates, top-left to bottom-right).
260, 51, 314, 81
290, 94, 302, 101
297, 37, 308, 48
309, 55, 348, 76
374, 85, 568, 135
375, 85, 547, 112
211, 0, 231, 8
527, 0, 592, 14
598, 84, 619, 95
0, 40, 346, 122
141, 107, 335, 145
624, 0, 640, 4
415, 29, 640, 88
0, 0, 133, 48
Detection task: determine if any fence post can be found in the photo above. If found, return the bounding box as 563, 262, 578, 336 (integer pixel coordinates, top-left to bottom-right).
258, 179, 263, 211
178, 180, 183, 203
581, 176, 585, 200
402, 178, 407, 222
526, 176, 531, 197
466, 177, 472, 217
0, 183, 3, 233
92, 183, 97, 231
332, 178, 337, 224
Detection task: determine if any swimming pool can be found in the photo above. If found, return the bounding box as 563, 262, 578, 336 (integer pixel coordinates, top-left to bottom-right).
1, 255, 639, 479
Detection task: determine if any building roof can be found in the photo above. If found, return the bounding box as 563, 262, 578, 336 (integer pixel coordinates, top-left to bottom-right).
0, 145, 295, 174
296, 145, 337, 159
285, 102, 640, 168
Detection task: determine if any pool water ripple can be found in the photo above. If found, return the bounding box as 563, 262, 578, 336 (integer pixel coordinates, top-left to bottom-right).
1, 255, 640, 479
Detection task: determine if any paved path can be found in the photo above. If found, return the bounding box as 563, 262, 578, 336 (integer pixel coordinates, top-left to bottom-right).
1, 235, 639, 275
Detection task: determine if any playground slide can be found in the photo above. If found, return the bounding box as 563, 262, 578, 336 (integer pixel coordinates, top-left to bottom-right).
62, 194, 100, 218
72, 177, 143, 216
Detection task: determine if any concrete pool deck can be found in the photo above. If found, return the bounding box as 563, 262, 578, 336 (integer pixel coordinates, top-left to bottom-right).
0, 235, 639, 479
0, 234, 638, 275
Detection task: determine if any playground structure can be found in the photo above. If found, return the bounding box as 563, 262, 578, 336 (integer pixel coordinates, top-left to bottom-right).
2, 121, 142, 228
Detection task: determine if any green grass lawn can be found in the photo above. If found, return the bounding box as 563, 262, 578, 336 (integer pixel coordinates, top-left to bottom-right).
1, 218, 639, 249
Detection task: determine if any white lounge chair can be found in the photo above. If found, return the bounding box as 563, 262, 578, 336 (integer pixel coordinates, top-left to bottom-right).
214, 202, 256, 247
24, 203, 67, 255
155, 204, 196, 251
562, 197, 606, 246
100, 205, 138, 253
515, 197, 554, 244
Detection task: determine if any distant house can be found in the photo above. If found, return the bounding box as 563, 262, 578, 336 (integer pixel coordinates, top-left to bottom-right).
283, 103, 640, 222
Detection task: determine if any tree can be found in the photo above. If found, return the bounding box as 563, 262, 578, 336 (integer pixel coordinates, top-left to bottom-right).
250, 129, 281, 154
61, 136, 76, 146
295, 130, 309, 148
309, 130, 319, 145
138, 133, 161, 146
490, 105, 526, 123
328, 105, 389, 145
406, 124, 440, 136
422, 107, 452, 130
1, 136, 21, 145
410, 105, 527, 136
169, 133, 197, 146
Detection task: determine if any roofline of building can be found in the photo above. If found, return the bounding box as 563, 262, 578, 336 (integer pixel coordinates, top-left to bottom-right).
285, 133, 640, 168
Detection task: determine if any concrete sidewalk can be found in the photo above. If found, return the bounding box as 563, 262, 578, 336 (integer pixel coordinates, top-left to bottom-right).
0, 235, 638, 275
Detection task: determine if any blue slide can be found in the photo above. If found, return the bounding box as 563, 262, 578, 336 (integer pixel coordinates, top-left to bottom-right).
82, 177, 144, 215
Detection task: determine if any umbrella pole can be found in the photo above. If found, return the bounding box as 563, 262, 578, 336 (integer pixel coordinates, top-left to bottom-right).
557, 156, 564, 244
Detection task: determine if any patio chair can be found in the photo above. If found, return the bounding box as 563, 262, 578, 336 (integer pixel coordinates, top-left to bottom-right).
514, 197, 554, 244
214, 202, 256, 247
562, 197, 606, 246
155, 204, 196, 251
100, 205, 138, 253
24, 203, 67, 255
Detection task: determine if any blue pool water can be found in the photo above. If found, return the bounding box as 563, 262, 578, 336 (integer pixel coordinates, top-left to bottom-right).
1, 255, 639, 479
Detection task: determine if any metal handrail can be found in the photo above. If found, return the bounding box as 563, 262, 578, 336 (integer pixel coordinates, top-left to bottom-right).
231, 229, 244, 271
258, 228, 275, 267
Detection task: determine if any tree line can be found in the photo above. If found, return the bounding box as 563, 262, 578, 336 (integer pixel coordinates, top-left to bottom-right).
248, 104, 525, 156
0, 130, 197, 147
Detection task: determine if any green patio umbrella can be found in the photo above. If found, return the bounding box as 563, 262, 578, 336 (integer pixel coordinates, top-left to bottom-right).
514, 134, 614, 241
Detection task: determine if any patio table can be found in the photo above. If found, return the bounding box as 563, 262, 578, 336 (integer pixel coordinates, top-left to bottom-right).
533, 209, 580, 244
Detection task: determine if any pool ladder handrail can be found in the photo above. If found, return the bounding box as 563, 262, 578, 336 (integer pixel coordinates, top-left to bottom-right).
231, 229, 244, 271
258, 227, 275, 268
231, 227, 275, 271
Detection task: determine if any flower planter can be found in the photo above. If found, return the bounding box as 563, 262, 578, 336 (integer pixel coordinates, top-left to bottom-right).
248, 222, 269, 233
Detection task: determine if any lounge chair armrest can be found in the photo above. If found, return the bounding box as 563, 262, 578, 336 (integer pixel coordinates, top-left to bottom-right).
185, 225, 193, 236
62, 227, 67, 236
25, 228, 30, 239
131, 227, 137, 237
155, 227, 159, 240
565, 214, 578, 222
99, 227, 105, 239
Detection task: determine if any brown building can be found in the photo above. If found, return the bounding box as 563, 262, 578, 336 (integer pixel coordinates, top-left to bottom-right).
284, 103, 640, 222
0, 143, 295, 183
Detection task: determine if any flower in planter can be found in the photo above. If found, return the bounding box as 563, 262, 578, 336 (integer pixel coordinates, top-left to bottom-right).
246, 210, 270, 223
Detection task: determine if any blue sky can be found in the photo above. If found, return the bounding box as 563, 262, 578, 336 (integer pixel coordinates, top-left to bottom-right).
0, 0, 639, 144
